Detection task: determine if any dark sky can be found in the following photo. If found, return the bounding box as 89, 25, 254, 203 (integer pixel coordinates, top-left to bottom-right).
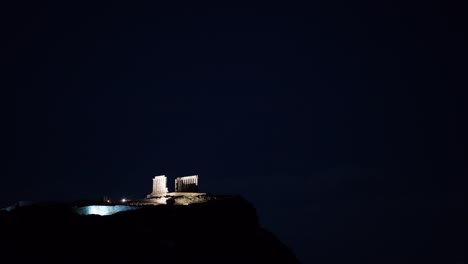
1, 1, 465, 263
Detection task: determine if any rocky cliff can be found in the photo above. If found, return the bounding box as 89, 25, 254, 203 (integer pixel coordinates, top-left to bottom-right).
0, 196, 299, 264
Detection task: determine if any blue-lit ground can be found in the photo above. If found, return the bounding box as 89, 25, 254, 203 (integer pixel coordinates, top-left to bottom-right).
75, 205, 141, 216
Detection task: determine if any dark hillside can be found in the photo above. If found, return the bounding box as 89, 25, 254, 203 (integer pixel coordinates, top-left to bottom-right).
0, 197, 299, 264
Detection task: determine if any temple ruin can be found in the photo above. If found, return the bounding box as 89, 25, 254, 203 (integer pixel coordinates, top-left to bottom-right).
151, 175, 168, 195
175, 175, 198, 192
146, 175, 202, 201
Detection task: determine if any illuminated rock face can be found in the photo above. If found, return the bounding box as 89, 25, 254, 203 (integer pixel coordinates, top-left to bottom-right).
175, 175, 198, 192
152, 175, 168, 195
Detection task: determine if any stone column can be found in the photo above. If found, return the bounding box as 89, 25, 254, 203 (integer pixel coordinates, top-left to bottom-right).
152, 175, 168, 195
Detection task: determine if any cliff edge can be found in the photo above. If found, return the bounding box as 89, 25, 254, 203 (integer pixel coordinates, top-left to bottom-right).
0, 196, 299, 264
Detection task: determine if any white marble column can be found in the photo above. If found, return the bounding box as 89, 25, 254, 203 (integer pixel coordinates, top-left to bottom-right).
152, 175, 168, 195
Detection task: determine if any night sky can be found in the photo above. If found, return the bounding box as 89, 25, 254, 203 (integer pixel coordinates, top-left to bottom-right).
2, 1, 464, 263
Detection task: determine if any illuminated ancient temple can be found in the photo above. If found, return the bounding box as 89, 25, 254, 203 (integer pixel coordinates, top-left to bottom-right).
146, 175, 201, 200
175, 175, 198, 192
151, 175, 169, 195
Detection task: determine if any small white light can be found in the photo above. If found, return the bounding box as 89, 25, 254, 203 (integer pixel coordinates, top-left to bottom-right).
121, 198, 126, 202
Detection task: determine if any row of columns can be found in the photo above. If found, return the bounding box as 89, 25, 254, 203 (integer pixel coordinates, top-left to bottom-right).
152, 175, 168, 195
175, 175, 198, 192
151, 175, 199, 195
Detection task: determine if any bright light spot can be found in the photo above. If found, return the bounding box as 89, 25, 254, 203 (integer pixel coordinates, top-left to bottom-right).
76, 205, 141, 216
121, 198, 126, 202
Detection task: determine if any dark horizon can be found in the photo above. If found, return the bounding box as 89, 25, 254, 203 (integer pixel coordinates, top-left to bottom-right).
1, 1, 464, 263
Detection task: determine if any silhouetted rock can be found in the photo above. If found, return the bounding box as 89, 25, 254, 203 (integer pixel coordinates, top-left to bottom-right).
0, 196, 299, 264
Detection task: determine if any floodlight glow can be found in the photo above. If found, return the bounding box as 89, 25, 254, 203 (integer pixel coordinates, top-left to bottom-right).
121, 198, 126, 202
76, 205, 141, 216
